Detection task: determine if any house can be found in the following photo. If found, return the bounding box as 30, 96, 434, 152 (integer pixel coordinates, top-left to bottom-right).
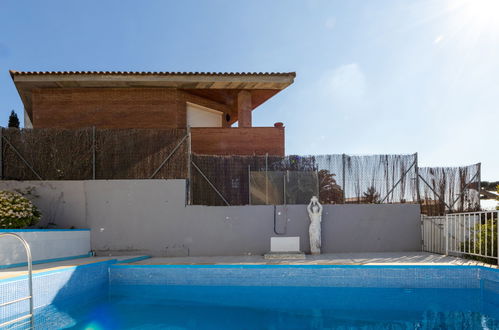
480, 188, 499, 210
9, 70, 295, 156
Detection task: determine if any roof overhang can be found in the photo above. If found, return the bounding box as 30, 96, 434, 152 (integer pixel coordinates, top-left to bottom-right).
10, 71, 295, 122
10, 71, 295, 89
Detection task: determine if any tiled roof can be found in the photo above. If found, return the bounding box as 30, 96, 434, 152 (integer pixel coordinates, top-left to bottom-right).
10, 70, 295, 77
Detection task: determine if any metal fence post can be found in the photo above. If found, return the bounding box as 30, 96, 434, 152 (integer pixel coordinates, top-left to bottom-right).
445, 214, 449, 256
421, 215, 425, 251
415, 152, 421, 203
0, 127, 3, 180
342, 154, 346, 202
92, 126, 96, 180
248, 164, 251, 205
477, 163, 481, 209
186, 126, 192, 205
283, 170, 287, 205
265, 153, 268, 205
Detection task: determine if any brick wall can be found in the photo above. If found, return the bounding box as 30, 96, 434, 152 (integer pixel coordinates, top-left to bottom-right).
31, 88, 233, 129
31, 88, 179, 128
191, 127, 285, 156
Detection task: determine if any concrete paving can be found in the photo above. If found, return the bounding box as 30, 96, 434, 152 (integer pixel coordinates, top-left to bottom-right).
1, 252, 495, 282
0, 255, 147, 281
125, 252, 498, 267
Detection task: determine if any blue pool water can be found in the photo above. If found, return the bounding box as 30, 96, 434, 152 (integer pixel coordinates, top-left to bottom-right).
31, 284, 499, 329
1, 264, 499, 329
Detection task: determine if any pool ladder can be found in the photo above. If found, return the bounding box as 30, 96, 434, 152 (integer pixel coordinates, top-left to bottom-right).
0, 233, 34, 329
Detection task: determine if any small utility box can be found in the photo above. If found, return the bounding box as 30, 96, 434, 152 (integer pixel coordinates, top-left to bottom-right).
265, 236, 305, 259
270, 237, 300, 253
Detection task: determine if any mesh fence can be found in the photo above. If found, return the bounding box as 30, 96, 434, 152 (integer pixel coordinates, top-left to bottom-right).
191, 155, 282, 206
341, 154, 418, 204
96, 128, 188, 179
190, 153, 480, 214
250, 171, 319, 205
1, 128, 93, 180
191, 154, 419, 206
0, 128, 481, 214
418, 164, 481, 215
0, 128, 188, 180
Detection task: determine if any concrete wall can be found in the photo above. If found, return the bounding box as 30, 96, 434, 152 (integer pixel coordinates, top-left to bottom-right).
276, 204, 422, 253
0, 180, 421, 256
0, 230, 90, 267
0, 181, 87, 228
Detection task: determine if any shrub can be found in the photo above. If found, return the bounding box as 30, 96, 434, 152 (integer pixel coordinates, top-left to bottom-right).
0, 191, 41, 229
461, 219, 498, 264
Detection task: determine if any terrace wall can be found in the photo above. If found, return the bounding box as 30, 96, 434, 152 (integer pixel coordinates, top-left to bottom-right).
0, 230, 90, 267
191, 127, 285, 156
0, 180, 421, 256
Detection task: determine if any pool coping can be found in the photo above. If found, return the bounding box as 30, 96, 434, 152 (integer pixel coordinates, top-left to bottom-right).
0, 229, 91, 232
0, 255, 150, 283
0, 253, 93, 270
1, 255, 497, 284
109, 263, 499, 272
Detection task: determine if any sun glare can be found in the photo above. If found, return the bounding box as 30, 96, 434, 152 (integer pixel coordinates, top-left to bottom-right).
449, 0, 499, 29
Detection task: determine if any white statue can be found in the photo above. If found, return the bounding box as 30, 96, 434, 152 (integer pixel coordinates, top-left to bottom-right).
307, 196, 323, 255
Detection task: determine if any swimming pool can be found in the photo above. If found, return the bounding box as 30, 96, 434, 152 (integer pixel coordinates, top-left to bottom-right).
1, 262, 498, 329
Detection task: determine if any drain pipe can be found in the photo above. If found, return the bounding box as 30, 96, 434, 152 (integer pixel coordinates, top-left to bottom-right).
273, 205, 286, 235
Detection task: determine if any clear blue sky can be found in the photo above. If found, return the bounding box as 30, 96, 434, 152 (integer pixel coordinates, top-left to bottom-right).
0, 0, 497, 180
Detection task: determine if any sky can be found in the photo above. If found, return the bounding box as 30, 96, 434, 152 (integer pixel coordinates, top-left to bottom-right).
0, 0, 497, 180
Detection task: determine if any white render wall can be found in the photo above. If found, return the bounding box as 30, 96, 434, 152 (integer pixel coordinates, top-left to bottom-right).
0, 230, 91, 267
0, 180, 421, 257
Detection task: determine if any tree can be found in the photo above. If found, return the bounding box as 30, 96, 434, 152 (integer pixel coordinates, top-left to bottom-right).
8, 110, 20, 128
481, 181, 499, 191
363, 186, 381, 204
318, 169, 344, 204
496, 184, 499, 210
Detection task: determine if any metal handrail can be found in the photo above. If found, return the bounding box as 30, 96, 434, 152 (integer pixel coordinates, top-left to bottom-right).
0, 233, 34, 329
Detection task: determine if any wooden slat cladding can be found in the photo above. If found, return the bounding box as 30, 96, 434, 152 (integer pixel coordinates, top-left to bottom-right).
191, 127, 284, 156
31, 88, 179, 129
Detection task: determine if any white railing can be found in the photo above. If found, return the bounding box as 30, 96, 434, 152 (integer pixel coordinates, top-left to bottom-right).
421, 215, 446, 254
422, 211, 498, 265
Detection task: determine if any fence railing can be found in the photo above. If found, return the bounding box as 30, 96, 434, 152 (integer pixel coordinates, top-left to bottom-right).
0, 127, 482, 212
421, 215, 446, 254
191, 153, 481, 212
0, 127, 188, 180
422, 211, 499, 265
